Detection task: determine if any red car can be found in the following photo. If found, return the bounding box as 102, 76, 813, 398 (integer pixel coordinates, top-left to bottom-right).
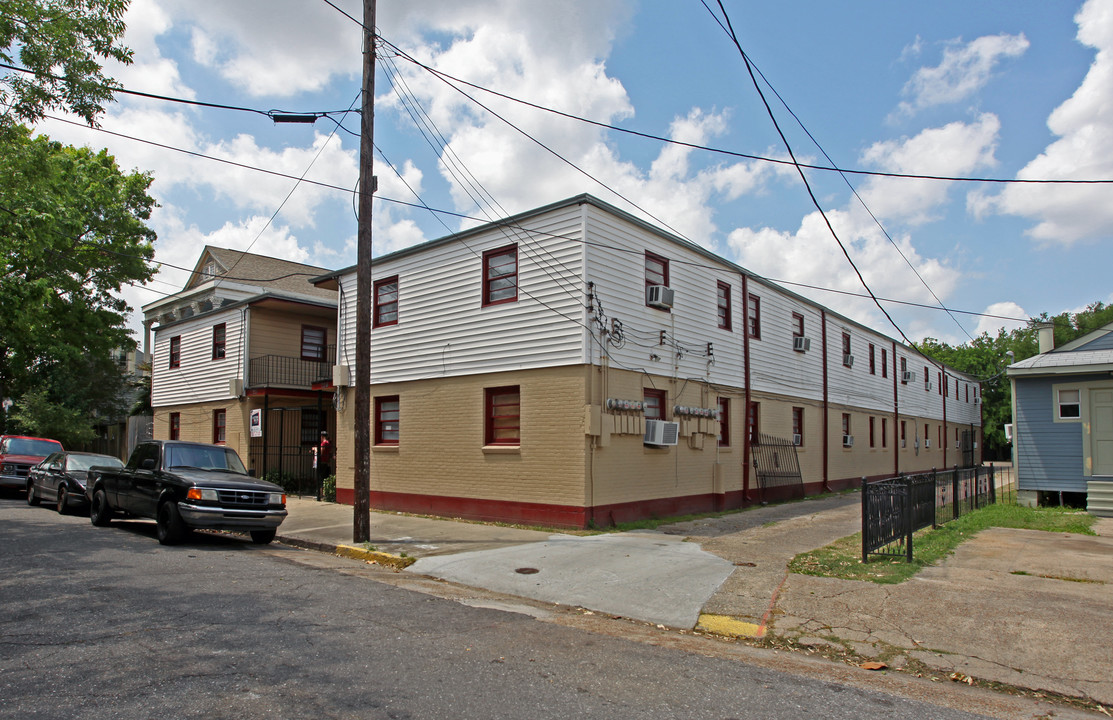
0, 435, 64, 491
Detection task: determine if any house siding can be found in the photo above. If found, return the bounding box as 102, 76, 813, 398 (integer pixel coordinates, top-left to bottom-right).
1014, 375, 1093, 493
152, 308, 243, 407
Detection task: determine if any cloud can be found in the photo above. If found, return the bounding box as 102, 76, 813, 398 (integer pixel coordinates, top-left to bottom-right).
974, 301, 1028, 336
896, 33, 1029, 115
976, 0, 1113, 246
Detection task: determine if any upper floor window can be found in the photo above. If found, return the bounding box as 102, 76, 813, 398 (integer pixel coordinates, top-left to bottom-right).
746, 294, 761, 339
483, 245, 518, 307
716, 281, 732, 331
842, 332, 852, 367
212, 323, 226, 360
301, 325, 326, 362
169, 336, 181, 369
1058, 389, 1081, 419
375, 396, 400, 444
792, 312, 804, 338
374, 276, 399, 327
869, 343, 876, 375
881, 348, 888, 378
485, 386, 521, 445
643, 388, 666, 420
644, 251, 669, 289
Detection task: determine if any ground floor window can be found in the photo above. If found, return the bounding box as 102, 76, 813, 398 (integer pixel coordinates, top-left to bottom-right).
718, 397, 730, 447
375, 396, 399, 445
485, 386, 520, 445
213, 409, 226, 444
643, 388, 666, 420
169, 412, 180, 440
791, 407, 803, 446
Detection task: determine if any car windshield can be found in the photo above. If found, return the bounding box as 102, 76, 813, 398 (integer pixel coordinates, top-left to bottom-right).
5, 438, 63, 456
66, 455, 123, 472
165, 445, 247, 474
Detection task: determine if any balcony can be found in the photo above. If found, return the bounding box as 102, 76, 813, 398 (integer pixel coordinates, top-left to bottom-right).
247, 345, 334, 390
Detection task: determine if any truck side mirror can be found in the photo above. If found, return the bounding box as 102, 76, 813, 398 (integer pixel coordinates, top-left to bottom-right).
140, 458, 156, 470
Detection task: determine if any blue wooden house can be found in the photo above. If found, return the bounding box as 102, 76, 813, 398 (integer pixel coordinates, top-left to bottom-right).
1008, 321, 1113, 516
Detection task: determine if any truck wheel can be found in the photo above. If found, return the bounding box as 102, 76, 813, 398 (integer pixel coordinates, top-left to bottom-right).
90, 488, 112, 526
250, 529, 276, 545
156, 501, 185, 545
26, 481, 40, 506
56, 487, 69, 515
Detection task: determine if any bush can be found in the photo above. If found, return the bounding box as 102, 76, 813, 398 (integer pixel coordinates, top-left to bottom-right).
322, 474, 336, 503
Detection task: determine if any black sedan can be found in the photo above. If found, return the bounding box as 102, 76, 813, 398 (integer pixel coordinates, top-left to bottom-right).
28, 452, 124, 514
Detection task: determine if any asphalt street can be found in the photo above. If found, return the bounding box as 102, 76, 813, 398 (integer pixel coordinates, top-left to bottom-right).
0, 495, 1036, 720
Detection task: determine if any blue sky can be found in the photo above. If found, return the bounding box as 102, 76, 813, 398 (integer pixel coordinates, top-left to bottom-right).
34, 0, 1113, 345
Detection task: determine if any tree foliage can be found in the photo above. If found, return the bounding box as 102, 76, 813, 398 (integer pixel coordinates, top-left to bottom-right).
1, 0, 132, 127
919, 302, 1113, 460
0, 126, 156, 438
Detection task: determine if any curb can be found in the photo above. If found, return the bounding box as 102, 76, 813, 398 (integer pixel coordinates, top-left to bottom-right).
276, 535, 417, 570
696, 613, 765, 638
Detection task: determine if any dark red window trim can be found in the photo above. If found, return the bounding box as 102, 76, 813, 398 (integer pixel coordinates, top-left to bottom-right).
748, 401, 760, 445
792, 406, 804, 447
643, 388, 666, 420
212, 323, 226, 360
718, 397, 730, 447
169, 412, 181, 440
374, 395, 399, 445
868, 343, 876, 375
213, 409, 226, 445
482, 245, 518, 307
169, 336, 181, 369
716, 281, 732, 331
746, 294, 761, 339
644, 251, 669, 289
301, 325, 326, 362
485, 386, 520, 445
373, 276, 399, 328
792, 312, 804, 338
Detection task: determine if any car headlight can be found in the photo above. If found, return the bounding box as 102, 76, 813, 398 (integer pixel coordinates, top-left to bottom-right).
267, 492, 285, 506
186, 487, 219, 502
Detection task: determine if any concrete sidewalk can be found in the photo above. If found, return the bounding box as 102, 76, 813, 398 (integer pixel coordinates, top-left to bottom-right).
274, 494, 1113, 708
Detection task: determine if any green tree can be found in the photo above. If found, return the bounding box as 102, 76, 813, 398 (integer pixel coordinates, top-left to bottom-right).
1, 0, 132, 128
0, 126, 155, 437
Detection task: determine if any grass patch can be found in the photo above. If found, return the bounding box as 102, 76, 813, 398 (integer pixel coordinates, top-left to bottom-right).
789, 503, 1096, 584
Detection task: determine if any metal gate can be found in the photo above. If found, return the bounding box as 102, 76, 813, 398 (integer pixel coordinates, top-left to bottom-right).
751, 433, 805, 502
961, 429, 976, 468
248, 405, 326, 496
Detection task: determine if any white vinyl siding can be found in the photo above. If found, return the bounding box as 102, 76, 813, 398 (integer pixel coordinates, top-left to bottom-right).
152, 308, 243, 407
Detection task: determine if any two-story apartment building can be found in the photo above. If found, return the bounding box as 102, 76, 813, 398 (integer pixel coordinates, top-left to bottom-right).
144, 247, 338, 489
312, 195, 981, 528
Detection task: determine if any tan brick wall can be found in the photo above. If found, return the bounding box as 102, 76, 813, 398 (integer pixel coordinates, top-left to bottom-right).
154, 399, 249, 459
337, 366, 590, 506
249, 306, 336, 358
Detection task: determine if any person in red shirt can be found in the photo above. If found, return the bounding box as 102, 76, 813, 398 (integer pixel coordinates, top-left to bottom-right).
316, 430, 332, 499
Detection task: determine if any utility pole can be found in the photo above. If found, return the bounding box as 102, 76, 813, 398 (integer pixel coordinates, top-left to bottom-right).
353, 0, 376, 543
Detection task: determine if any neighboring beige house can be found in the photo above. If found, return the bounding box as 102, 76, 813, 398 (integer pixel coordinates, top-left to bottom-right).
144, 247, 338, 491
313, 195, 982, 528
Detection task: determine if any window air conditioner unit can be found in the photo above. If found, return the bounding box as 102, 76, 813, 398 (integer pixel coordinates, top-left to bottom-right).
332, 365, 350, 387
646, 284, 674, 310
842, 434, 854, 448
1004, 423, 1013, 442
974, 396, 980, 404
925, 381, 933, 392
901, 439, 907, 449
901, 371, 913, 384
792, 336, 811, 352
644, 419, 680, 446
792, 433, 802, 446
925, 438, 931, 448
843, 353, 855, 368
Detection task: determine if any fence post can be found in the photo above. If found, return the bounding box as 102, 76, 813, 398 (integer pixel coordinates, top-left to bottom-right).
904, 474, 914, 562
861, 479, 869, 564
952, 465, 960, 521
989, 464, 996, 504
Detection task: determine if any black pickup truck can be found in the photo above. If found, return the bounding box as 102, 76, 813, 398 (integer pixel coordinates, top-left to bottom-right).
86, 440, 287, 545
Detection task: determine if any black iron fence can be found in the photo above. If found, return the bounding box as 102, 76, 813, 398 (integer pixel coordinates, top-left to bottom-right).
862, 465, 997, 562
247, 345, 334, 389
751, 433, 805, 502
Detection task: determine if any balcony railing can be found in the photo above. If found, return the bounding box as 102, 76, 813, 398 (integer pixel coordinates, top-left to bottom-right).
247, 345, 334, 389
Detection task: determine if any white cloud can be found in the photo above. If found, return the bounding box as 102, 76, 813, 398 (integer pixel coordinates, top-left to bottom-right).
974, 301, 1028, 336
896, 33, 1029, 115
979, 0, 1113, 246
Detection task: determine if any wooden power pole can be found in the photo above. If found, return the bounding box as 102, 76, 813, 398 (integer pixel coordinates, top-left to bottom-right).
353, 0, 376, 542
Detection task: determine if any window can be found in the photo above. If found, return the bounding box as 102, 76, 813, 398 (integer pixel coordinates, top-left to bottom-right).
645, 251, 669, 289
869, 344, 876, 374
169, 336, 181, 369
212, 323, 226, 360
643, 388, 666, 420
938, 371, 943, 395
1058, 389, 1081, 419
300, 411, 324, 446
374, 276, 399, 327
938, 425, 942, 449
924, 366, 930, 390
842, 332, 852, 367
881, 418, 887, 448
748, 401, 760, 445
924, 423, 930, 446
842, 413, 851, 436
869, 417, 876, 448
375, 396, 400, 444
792, 312, 804, 338
881, 348, 888, 378
213, 409, 226, 444
483, 245, 518, 306
169, 412, 181, 440
966, 384, 970, 403
901, 356, 907, 375
716, 282, 732, 331
901, 420, 907, 447
747, 294, 761, 339
301, 325, 326, 361
485, 387, 520, 445
792, 407, 804, 446
718, 397, 730, 447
